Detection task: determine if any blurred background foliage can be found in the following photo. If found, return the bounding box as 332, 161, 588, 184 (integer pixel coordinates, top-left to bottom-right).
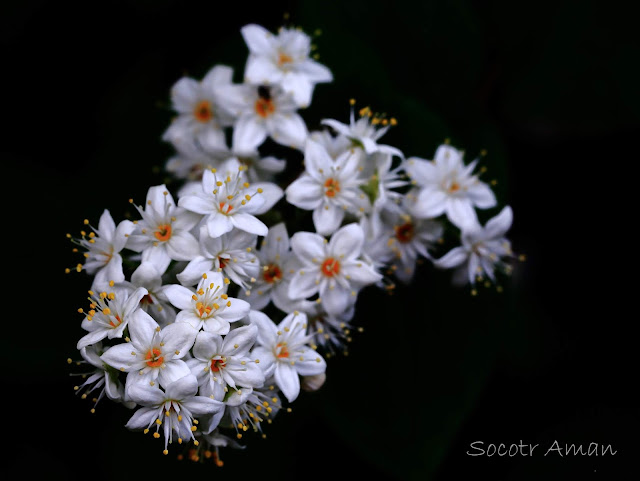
1, 0, 638, 479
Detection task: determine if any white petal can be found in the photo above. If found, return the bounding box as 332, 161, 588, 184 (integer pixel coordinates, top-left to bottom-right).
281, 72, 313, 107
294, 347, 326, 376
176, 258, 214, 287
247, 182, 283, 215
285, 175, 323, 210
232, 115, 268, 153
434, 246, 468, 269
467, 182, 497, 209
248, 310, 278, 346
206, 213, 234, 237
157, 360, 192, 388
275, 362, 301, 402
446, 198, 479, 229
405, 157, 438, 186
328, 223, 364, 261
244, 55, 283, 85
287, 270, 319, 300
312, 203, 344, 236
290, 231, 326, 263
241, 24, 276, 55
484, 205, 513, 239
222, 324, 258, 356
271, 113, 308, 150
230, 213, 268, 236
297, 59, 333, 83
217, 298, 251, 322
165, 373, 198, 400
163, 284, 196, 310
166, 231, 201, 261
321, 284, 352, 316
125, 406, 159, 430
412, 188, 448, 219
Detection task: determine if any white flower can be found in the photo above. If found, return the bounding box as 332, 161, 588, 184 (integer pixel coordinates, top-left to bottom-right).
361, 151, 409, 214
73, 342, 133, 409
285, 139, 370, 236
381, 207, 444, 284
77, 287, 148, 350
99, 310, 197, 389
321, 104, 402, 156
249, 311, 326, 402
125, 374, 223, 453
405, 144, 496, 229
219, 386, 282, 436
178, 161, 283, 238
434, 206, 514, 286
241, 24, 333, 107
162, 65, 234, 153
74, 209, 135, 292
163, 271, 251, 335
177, 226, 259, 289
358, 213, 394, 277
186, 324, 264, 401
216, 83, 308, 152
115, 262, 176, 327
309, 129, 355, 161
295, 299, 355, 355
239, 222, 300, 312
127, 185, 201, 273
288, 223, 382, 316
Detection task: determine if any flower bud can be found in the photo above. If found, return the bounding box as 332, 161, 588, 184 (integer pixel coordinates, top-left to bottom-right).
301, 373, 326, 392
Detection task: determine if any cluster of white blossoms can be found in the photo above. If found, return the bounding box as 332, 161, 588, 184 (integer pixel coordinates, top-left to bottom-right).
67, 22, 518, 464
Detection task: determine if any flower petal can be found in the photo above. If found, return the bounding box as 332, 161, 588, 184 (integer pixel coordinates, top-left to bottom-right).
275, 362, 300, 402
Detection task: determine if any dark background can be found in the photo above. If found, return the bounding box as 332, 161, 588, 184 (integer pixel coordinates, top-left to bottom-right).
1, 1, 637, 480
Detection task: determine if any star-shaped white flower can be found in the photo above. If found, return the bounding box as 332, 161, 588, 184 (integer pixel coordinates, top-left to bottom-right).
178, 160, 283, 238
74, 209, 135, 292
249, 310, 326, 403
216, 83, 308, 152
239, 222, 301, 312
127, 184, 201, 273
115, 262, 176, 327
381, 206, 444, 284
125, 374, 223, 453
288, 223, 382, 316
241, 23, 333, 107
74, 342, 133, 409
177, 225, 259, 290
285, 139, 370, 236
434, 205, 515, 286
162, 65, 235, 153
186, 324, 264, 401
77, 286, 148, 350
99, 310, 197, 389
405, 143, 496, 229
163, 271, 251, 335
321, 104, 402, 156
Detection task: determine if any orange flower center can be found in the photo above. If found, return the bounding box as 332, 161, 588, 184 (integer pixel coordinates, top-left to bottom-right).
194, 100, 213, 122
154, 224, 172, 242
275, 342, 290, 359
141, 294, 154, 305
145, 348, 164, 368
255, 98, 275, 118
263, 264, 282, 284
210, 358, 226, 372
196, 302, 214, 318
109, 314, 122, 328
324, 178, 341, 198
395, 222, 414, 243
449, 182, 460, 193
321, 257, 340, 277
277, 52, 293, 66
219, 202, 234, 215
218, 256, 228, 269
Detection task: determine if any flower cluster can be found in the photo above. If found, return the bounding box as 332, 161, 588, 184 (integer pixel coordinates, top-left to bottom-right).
67, 22, 518, 464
